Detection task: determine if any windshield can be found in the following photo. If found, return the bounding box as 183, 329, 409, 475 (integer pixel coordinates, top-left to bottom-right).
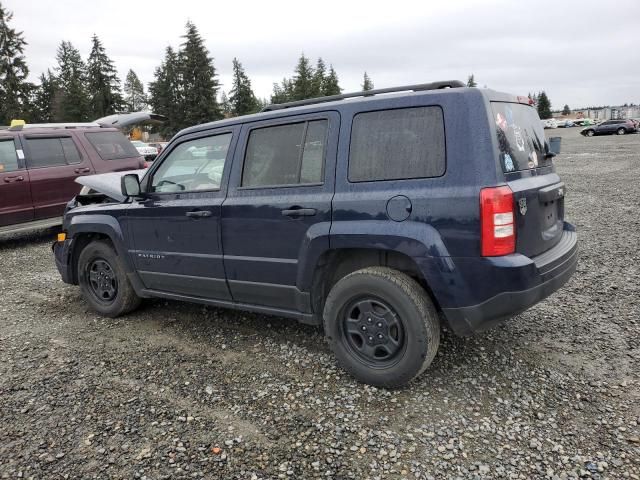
491, 102, 549, 173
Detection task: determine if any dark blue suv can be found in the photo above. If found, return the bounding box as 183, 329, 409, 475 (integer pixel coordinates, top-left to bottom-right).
53, 81, 578, 387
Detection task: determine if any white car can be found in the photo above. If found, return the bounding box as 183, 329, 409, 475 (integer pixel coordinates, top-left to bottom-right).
541, 119, 558, 129
131, 140, 158, 160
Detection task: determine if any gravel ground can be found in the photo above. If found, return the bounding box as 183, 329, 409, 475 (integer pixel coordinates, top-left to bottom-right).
1, 128, 638, 479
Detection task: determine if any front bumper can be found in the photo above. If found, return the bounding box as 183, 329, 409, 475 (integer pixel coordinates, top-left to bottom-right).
440, 223, 578, 336
53, 238, 75, 284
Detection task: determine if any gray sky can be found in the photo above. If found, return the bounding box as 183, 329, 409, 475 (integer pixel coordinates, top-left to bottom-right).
5, 0, 640, 108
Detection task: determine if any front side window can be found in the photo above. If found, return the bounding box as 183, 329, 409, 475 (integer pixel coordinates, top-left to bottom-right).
348, 107, 446, 182
150, 133, 232, 193
0, 139, 20, 173
25, 137, 83, 168
242, 119, 328, 188
85, 131, 141, 160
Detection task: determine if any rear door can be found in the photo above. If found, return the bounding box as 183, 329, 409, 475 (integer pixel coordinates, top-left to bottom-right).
22, 133, 95, 220
0, 136, 33, 226
221, 112, 338, 310
492, 101, 565, 257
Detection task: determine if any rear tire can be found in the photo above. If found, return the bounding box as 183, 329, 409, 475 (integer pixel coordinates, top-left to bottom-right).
323, 267, 440, 388
77, 240, 141, 317
617, 128, 626, 135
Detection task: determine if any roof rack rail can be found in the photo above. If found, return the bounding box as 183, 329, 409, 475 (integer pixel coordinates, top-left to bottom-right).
262, 80, 465, 112
7, 122, 102, 131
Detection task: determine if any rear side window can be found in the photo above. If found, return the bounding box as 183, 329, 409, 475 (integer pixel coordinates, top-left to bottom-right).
492, 102, 549, 173
242, 119, 328, 188
348, 107, 446, 182
0, 138, 20, 173
25, 137, 82, 168
85, 131, 140, 160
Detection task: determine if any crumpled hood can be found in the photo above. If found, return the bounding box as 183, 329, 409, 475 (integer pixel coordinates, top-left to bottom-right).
75, 169, 146, 202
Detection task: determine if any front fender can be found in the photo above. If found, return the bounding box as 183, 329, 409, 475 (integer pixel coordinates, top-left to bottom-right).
66, 214, 134, 272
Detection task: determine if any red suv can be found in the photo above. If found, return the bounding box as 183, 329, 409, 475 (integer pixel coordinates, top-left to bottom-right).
0, 116, 162, 236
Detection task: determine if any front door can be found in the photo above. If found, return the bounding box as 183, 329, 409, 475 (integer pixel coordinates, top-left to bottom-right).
127, 128, 238, 300
0, 136, 32, 227
22, 134, 95, 220
222, 112, 339, 310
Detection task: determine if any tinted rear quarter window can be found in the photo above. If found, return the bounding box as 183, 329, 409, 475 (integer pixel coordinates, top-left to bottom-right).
25, 137, 82, 168
85, 131, 140, 160
348, 106, 446, 182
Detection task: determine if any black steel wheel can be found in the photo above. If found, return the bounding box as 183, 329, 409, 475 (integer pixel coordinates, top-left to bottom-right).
323, 267, 440, 388
341, 297, 405, 368
86, 258, 118, 304
77, 240, 141, 317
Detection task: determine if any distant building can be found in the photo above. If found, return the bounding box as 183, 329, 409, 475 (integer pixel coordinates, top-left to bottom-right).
570, 106, 640, 121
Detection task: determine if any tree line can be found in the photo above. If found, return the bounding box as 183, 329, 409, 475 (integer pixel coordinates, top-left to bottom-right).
1, 2, 378, 137
4, 1, 548, 139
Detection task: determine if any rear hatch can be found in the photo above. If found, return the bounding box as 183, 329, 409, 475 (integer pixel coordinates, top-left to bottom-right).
491, 101, 565, 258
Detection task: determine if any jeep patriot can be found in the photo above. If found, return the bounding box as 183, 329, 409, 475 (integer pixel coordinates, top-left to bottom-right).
53, 81, 578, 387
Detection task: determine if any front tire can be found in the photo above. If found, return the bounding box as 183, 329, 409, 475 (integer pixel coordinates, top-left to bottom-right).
77, 240, 141, 317
323, 267, 440, 388
586, 130, 595, 137
617, 128, 626, 135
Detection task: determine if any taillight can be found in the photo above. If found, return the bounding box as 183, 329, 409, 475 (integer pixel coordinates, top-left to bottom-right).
143, 161, 150, 168
480, 186, 516, 256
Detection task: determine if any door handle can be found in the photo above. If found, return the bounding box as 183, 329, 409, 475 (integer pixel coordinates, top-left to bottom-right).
3, 175, 24, 183
74, 167, 91, 174
281, 207, 317, 217
185, 210, 212, 218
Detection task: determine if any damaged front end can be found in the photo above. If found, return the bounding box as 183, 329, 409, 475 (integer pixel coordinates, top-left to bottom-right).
66, 169, 147, 212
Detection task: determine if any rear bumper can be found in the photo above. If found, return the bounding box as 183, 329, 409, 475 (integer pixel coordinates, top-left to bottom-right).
53, 239, 75, 284
440, 222, 578, 336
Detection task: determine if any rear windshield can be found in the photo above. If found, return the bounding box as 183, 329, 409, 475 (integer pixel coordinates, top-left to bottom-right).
491, 102, 548, 173
85, 131, 140, 160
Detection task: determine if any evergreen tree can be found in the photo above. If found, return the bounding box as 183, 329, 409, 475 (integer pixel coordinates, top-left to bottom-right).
562, 104, 571, 116
292, 54, 314, 100
322, 65, 341, 96
537, 91, 552, 119
271, 78, 293, 104
123, 69, 147, 111
30, 70, 60, 122
55, 41, 90, 121
229, 57, 258, 116
0, 3, 31, 124
220, 91, 232, 117
362, 71, 374, 91
311, 58, 326, 97
178, 22, 221, 127
87, 35, 124, 117
466, 74, 477, 87
149, 46, 182, 137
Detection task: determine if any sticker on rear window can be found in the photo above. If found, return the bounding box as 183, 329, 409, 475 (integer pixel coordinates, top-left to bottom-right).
503, 153, 515, 172
496, 113, 507, 131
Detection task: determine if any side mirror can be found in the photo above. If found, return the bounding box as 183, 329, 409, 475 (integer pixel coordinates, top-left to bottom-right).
548, 136, 562, 155
121, 173, 141, 198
